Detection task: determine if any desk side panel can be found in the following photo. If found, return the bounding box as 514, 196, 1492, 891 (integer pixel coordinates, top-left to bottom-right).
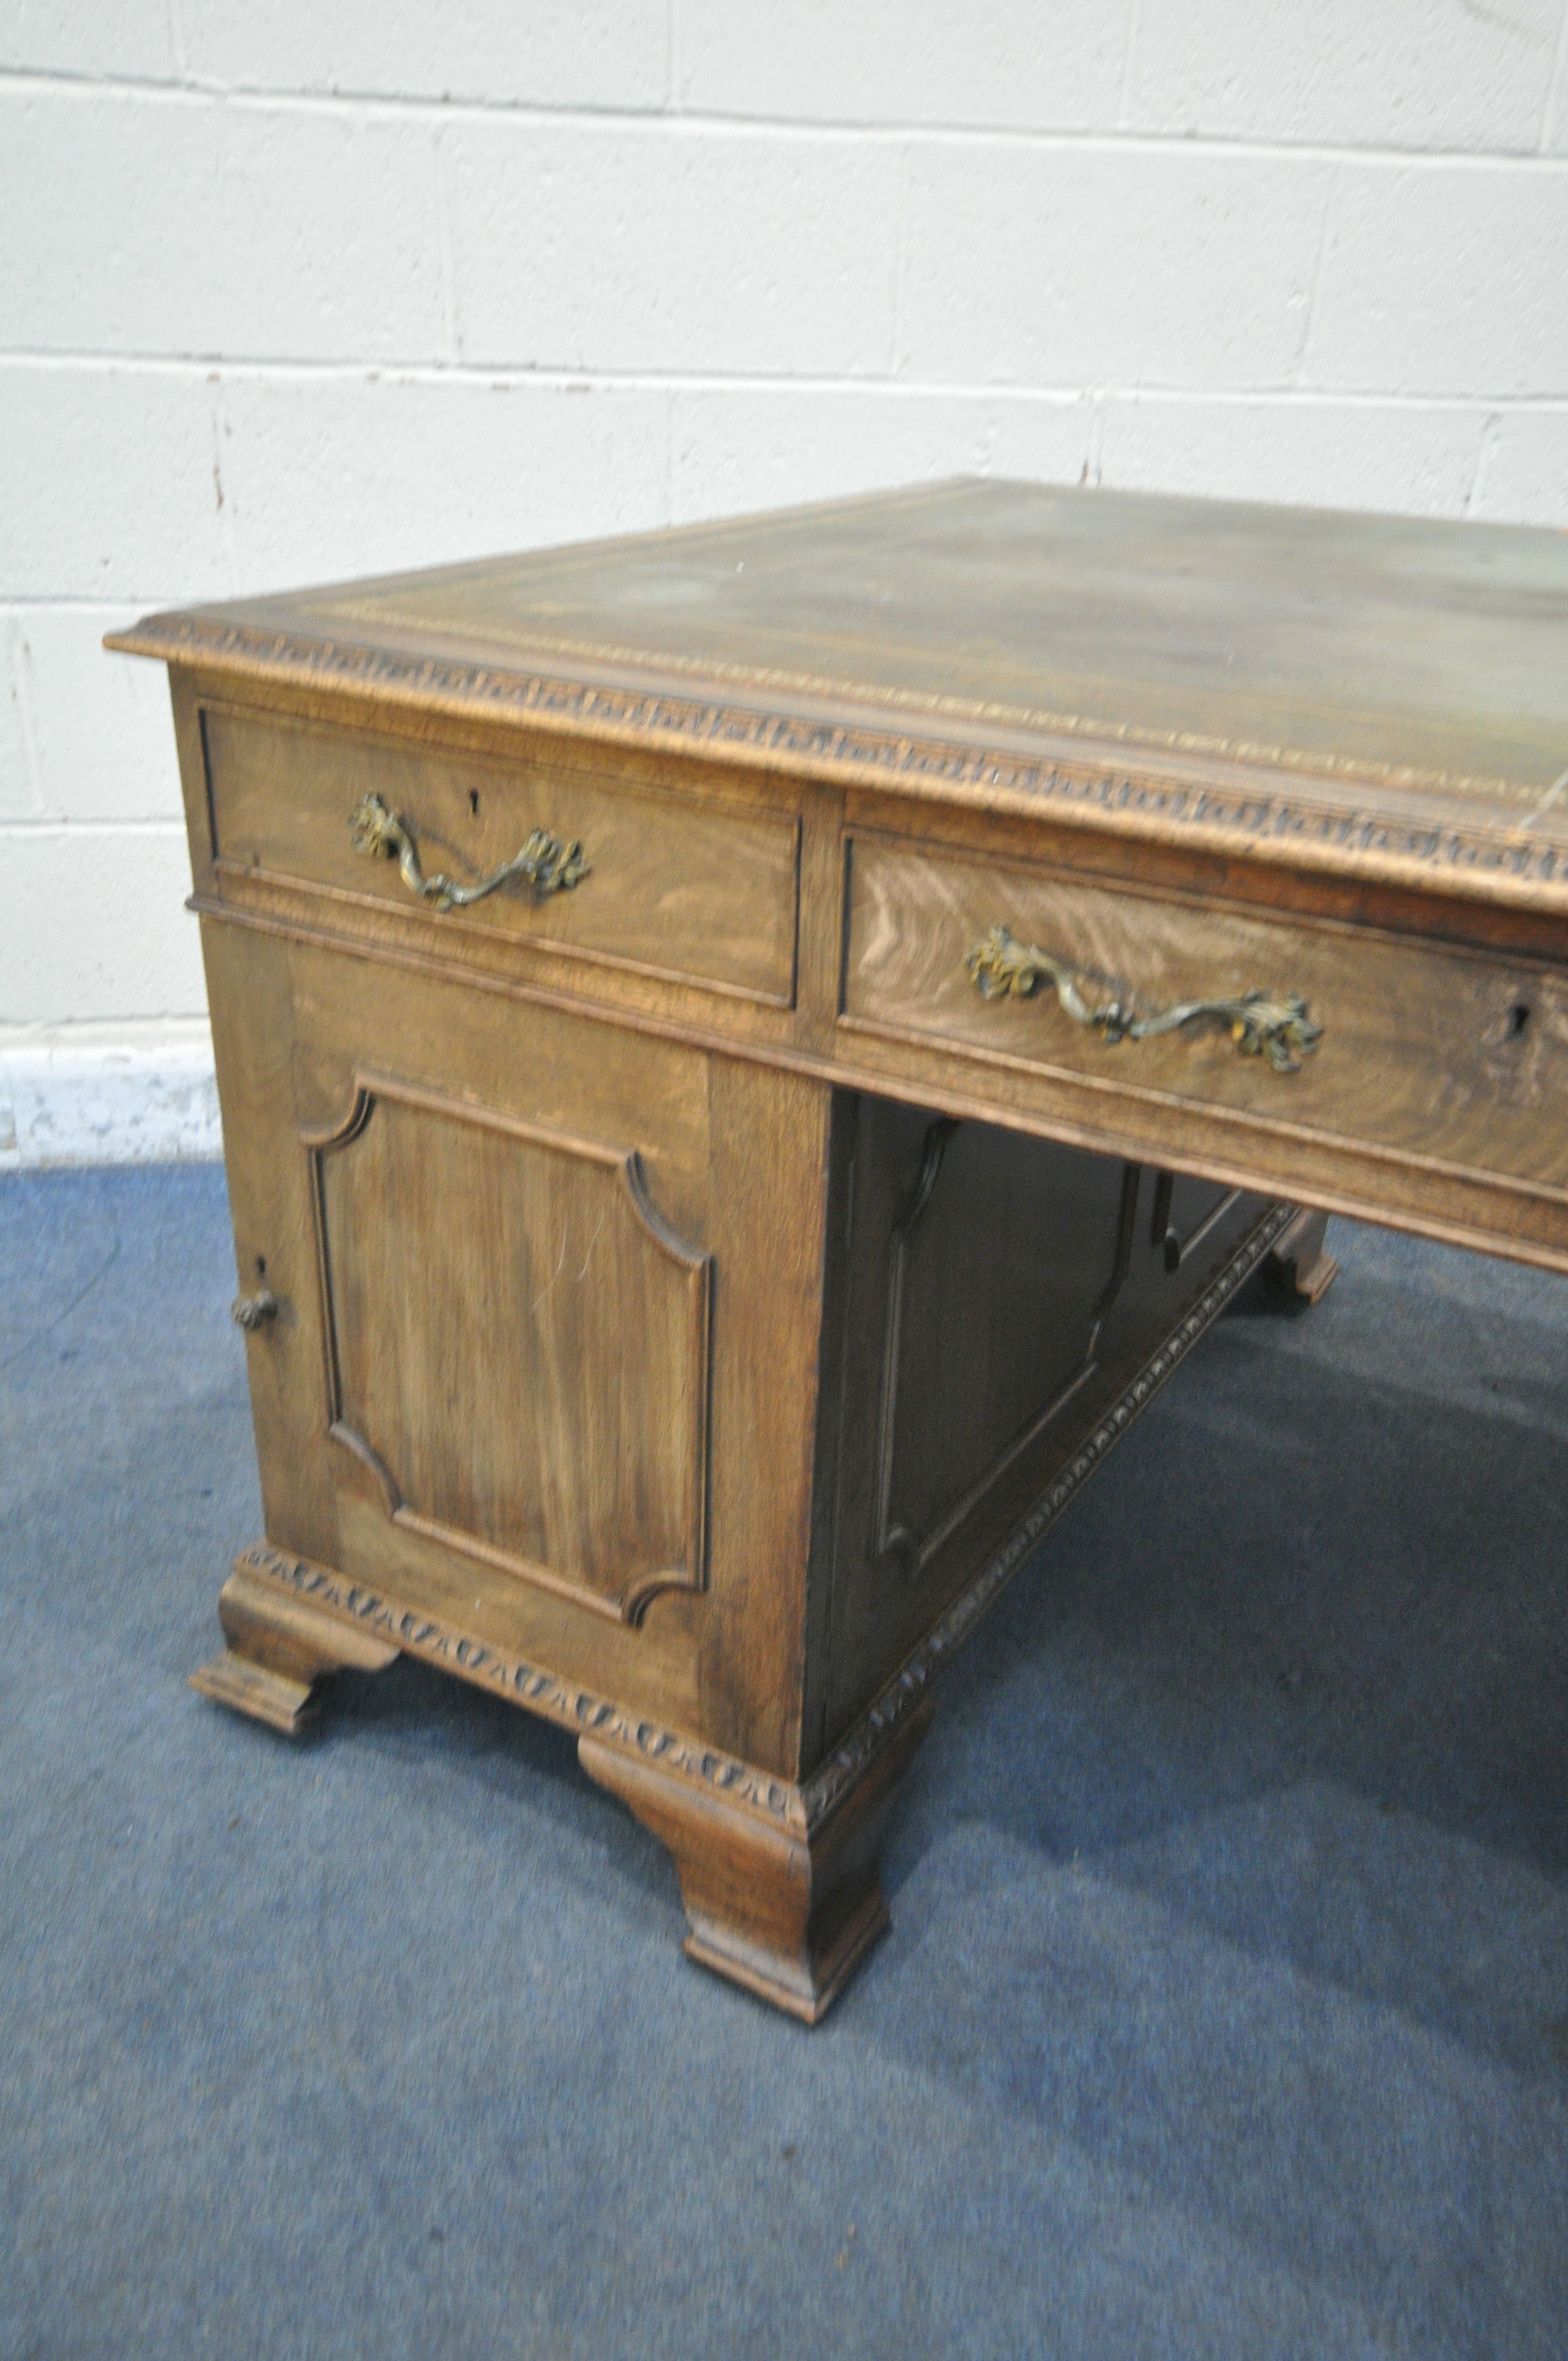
807, 1097, 1278, 1764
200, 916, 832, 1779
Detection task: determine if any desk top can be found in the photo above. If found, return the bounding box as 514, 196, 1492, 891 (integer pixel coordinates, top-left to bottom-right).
111, 478, 1568, 913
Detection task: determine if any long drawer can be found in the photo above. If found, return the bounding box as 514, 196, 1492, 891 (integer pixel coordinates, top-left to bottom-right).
199, 701, 801, 1007
841, 831, 1568, 1196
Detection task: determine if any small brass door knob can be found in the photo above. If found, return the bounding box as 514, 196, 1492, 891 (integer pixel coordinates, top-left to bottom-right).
231, 1288, 279, 1331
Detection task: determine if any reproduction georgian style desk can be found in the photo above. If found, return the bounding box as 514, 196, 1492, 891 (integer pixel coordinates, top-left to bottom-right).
110, 480, 1568, 2021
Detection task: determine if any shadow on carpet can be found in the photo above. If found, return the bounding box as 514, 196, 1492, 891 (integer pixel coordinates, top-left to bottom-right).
1, 1163, 1564, 2360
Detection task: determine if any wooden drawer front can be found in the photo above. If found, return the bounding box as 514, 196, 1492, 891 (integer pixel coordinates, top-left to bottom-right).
842, 834, 1568, 1195
202, 704, 800, 1005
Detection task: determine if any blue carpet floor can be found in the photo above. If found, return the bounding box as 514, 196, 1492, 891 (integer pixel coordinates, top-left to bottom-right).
2, 1162, 1565, 2359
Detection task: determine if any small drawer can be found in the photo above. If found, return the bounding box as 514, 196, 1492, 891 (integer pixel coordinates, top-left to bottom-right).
200, 703, 800, 1006
842, 831, 1568, 1195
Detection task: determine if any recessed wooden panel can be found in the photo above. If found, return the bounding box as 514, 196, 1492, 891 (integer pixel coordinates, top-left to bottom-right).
842, 832, 1568, 1198
307, 1076, 711, 1625
203, 701, 801, 1005
812, 1099, 1277, 1755
874, 1119, 1137, 1573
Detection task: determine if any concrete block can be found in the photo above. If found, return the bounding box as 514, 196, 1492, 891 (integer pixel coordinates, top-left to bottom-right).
1548, 29, 1568, 154
1, 618, 39, 821
0, 825, 206, 1026
0, 1020, 220, 1170
13, 606, 182, 823
215, 372, 669, 591
901, 144, 1329, 390
670, 388, 1092, 522
0, 364, 228, 603
0, 88, 446, 362
1306, 164, 1568, 398
1096, 396, 1489, 519
1128, 0, 1561, 154
0, 0, 176, 80
1472, 409, 1568, 527
445, 121, 901, 375
181, 0, 668, 108
677, 0, 1125, 130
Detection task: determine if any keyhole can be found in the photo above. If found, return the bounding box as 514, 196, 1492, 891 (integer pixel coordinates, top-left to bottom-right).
255, 1255, 267, 1276
1507, 1002, 1531, 1040
469, 791, 480, 818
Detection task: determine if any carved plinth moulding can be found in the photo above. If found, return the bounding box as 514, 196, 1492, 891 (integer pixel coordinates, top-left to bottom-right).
222, 1192, 1293, 1835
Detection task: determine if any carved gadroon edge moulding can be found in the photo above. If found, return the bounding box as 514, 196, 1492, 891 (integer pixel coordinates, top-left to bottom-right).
111, 616, 1568, 907
237, 1201, 1294, 1838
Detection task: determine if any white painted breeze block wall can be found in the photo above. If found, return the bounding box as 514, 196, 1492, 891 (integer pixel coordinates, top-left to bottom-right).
3, 3, 1567, 1164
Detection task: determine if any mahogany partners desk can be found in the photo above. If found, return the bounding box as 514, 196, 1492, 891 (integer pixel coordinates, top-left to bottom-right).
110, 480, 1568, 2022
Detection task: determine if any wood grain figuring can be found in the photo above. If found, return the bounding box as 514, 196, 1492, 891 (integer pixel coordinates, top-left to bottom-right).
202, 700, 801, 1005
843, 833, 1568, 1199
307, 1078, 710, 1625
113, 477, 1568, 2019
200, 915, 843, 1778
110, 481, 1568, 916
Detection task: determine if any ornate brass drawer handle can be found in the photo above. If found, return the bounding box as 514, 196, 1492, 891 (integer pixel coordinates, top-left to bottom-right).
349, 791, 589, 910
231, 1288, 279, 1331
966, 924, 1322, 1074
